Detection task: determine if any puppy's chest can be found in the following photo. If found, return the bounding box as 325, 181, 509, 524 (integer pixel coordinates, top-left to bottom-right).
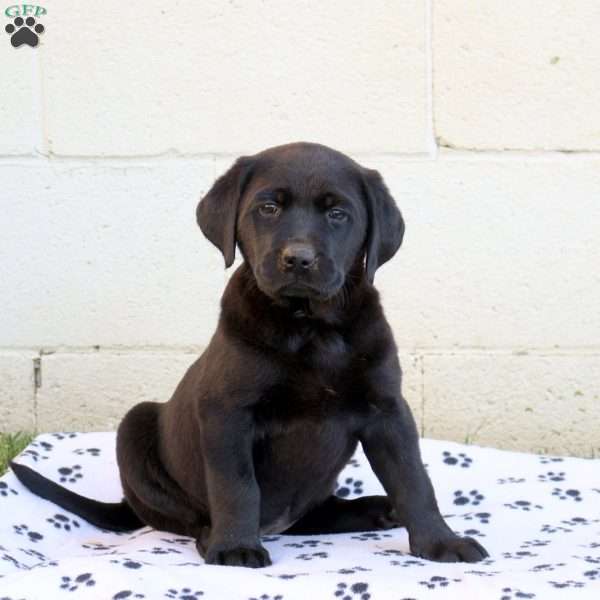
255, 334, 367, 432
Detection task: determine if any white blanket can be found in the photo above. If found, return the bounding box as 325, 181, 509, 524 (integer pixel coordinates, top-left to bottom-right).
1, 432, 599, 599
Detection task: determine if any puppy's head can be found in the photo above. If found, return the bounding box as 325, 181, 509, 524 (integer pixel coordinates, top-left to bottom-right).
197, 142, 404, 301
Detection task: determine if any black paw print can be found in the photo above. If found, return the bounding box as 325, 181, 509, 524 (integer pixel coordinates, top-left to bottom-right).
57, 464, 83, 483
336, 477, 363, 497
47, 513, 80, 531
52, 432, 78, 440
73, 447, 101, 457
139, 546, 182, 555
541, 523, 572, 534
0, 481, 18, 497
497, 477, 526, 484
60, 572, 96, 592
390, 558, 426, 568
165, 588, 204, 599
110, 558, 144, 569
520, 539, 550, 548
504, 500, 543, 511
20, 548, 48, 562
501, 551, 538, 561
332, 566, 371, 575
459, 528, 485, 538
548, 580, 585, 589
13, 523, 43, 543
334, 581, 370, 600
500, 587, 535, 599
453, 489, 484, 506
5, 16, 44, 48
538, 471, 565, 482
539, 456, 564, 465
296, 551, 329, 561
442, 451, 473, 468
350, 531, 393, 541
552, 488, 582, 502
82, 542, 118, 551
113, 591, 146, 599
419, 576, 461, 589
461, 511, 491, 524
284, 539, 332, 548
562, 517, 598, 527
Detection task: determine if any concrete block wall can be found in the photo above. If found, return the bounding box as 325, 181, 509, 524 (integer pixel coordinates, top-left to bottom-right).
1, 1, 599, 456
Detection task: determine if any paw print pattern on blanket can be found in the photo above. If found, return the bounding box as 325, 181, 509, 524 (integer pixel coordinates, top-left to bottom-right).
335, 477, 363, 497
2, 432, 600, 599
333, 581, 370, 600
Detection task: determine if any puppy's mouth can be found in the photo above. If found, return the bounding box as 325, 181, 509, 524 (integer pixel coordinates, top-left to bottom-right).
278, 283, 323, 299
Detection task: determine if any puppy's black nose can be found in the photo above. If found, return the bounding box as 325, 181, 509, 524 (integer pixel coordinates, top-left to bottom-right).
280, 243, 318, 273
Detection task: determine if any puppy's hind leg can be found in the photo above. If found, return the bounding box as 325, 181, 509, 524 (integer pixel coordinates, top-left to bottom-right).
283, 495, 403, 535
117, 402, 208, 538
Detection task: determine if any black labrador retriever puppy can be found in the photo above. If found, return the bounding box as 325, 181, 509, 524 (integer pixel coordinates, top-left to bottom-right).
11, 142, 488, 568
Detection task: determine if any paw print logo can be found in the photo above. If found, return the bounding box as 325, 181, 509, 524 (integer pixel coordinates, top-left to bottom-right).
538, 471, 565, 482
60, 573, 96, 592
336, 477, 363, 497
334, 581, 370, 600
552, 488, 582, 502
13, 523, 43, 543
58, 464, 83, 483
442, 451, 473, 468
5, 16, 44, 47
47, 513, 81, 531
453, 489, 485, 506
165, 588, 204, 599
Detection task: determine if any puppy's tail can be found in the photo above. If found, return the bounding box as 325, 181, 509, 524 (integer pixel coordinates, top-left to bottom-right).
10, 461, 144, 532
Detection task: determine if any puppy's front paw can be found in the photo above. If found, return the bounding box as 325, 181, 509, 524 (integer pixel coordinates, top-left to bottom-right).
411, 534, 488, 563
203, 543, 272, 568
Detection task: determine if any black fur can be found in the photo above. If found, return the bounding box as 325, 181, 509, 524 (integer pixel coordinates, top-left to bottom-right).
12, 142, 488, 568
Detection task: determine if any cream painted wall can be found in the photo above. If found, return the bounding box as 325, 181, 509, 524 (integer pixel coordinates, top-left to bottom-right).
1, 1, 599, 456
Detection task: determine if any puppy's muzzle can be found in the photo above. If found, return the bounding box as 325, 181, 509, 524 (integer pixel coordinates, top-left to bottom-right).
278, 243, 318, 274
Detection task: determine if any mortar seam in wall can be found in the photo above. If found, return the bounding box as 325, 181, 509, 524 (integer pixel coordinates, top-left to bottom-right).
419, 354, 425, 438
425, 0, 437, 160
1, 150, 600, 168
4, 346, 600, 356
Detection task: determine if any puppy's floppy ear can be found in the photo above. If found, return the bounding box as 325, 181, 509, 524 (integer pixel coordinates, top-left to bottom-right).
196, 157, 253, 268
361, 167, 405, 282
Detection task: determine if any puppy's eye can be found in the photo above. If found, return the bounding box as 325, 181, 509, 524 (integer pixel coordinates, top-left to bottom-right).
328, 208, 347, 221
259, 203, 281, 217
